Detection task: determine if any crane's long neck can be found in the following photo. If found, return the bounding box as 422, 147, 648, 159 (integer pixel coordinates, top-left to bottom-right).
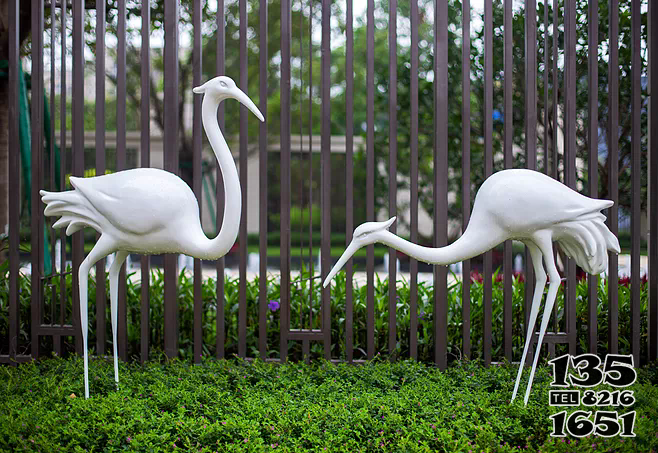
196, 96, 241, 259
377, 225, 504, 265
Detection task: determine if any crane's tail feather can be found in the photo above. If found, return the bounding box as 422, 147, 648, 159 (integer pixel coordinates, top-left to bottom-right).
554, 209, 620, 275
40, 189, 101, 235
570, 223, 596, 257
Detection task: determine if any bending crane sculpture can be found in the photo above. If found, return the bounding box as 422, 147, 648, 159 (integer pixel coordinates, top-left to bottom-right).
323, 169, 620, 405
41, 77, 264, 398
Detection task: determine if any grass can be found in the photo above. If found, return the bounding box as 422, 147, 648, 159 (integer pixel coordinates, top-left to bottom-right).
0, 357, 656, 452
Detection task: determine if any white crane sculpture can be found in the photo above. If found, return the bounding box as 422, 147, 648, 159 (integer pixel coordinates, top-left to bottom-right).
41, 76, 264, 398
323, 169, 620, 405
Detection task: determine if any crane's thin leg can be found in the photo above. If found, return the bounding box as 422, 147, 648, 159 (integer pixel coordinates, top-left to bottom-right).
108, 250, 129, 388
511, 241, 547, 402
524, 232, 561, 405
78, 237, 113, 399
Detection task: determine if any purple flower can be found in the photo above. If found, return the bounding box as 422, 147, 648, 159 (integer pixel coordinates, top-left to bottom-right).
268, 300, 280, 312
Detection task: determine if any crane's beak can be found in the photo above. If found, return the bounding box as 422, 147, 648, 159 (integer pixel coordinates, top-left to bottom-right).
192, 82, 265, 123
232, 88, 265, 122
192, 81, 210, 94
322, 241, 361, 288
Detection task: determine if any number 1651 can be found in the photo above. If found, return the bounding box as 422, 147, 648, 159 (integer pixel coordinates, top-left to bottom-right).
550, 411, 636, 437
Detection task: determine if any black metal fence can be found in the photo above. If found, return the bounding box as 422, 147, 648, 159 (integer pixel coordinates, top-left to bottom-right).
2, 0, 657, 367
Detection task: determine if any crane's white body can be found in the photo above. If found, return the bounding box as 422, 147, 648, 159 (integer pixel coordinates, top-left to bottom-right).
324, 168, 620, 405
59, 168, 231, 258
41, 77, 264, 398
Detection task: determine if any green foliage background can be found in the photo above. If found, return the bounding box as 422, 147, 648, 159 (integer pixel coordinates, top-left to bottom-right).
0, 259, 650, 364
41, 0, 648, 241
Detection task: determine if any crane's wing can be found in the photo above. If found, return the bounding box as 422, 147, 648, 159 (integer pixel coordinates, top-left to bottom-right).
474, 169, 620, 275
69, 168, 199, 236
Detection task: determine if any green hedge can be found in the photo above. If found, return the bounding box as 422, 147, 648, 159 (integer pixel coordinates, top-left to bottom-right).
0, 258, 650, 363
0, 358, 657, 452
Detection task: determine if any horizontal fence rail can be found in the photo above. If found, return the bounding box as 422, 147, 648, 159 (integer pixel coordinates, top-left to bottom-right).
1, 0, 657, 367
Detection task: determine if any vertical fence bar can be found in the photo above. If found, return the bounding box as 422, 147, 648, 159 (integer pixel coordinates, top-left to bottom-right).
483, 0, 493, 367
216, 0, 226, 359
258, 0, 269, 360
650, 0, 658, 362
409, 0, 419, 360
238, 0, 248, 359
549, 0, 559, 345
543, 2, 549, 177
163, 0, 180, 359
388, 0, 398, 357
587, 0, 599, 355
552, 0, 558, 182
140, 0, 151, 364
434, 0, 448, 369
306, 0, 313, 345
462, 0, 471, 360
305, 0, 312, 340
551, 0, 560, 343
524, 0, 537, 360
503, 0, 513, 362
8, 0, 20, 363
345, 0, 355, 362
59, 0, 67, 340
71, 0, 84, 356
321, 0, 332, 360
565, 0, 577, 355
31, 0, 44, 359
608, 0, 619, 355
280, 0, 291, 361
366, 0, 375, 359
116, 0, 128, 361
49, 0, 57, 350
631, 0, 642, 364
95, 0, 107, 357
551, 0, 560, 342
193, 0, 203, 364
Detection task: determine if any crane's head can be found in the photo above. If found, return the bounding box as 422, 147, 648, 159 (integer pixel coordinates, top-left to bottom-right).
322, 217, 396, 287
193, 76, 264, 122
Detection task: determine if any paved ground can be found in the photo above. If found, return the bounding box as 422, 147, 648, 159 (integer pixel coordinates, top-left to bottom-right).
22, 253, 647, 287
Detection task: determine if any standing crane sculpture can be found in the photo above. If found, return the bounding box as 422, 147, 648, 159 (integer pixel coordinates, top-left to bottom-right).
41, 76, 263, 398
323, 169, 620, 405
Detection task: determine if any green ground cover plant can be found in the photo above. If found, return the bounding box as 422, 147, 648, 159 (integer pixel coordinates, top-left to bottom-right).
0, 357, 656, 452
0, 258, 650, 364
